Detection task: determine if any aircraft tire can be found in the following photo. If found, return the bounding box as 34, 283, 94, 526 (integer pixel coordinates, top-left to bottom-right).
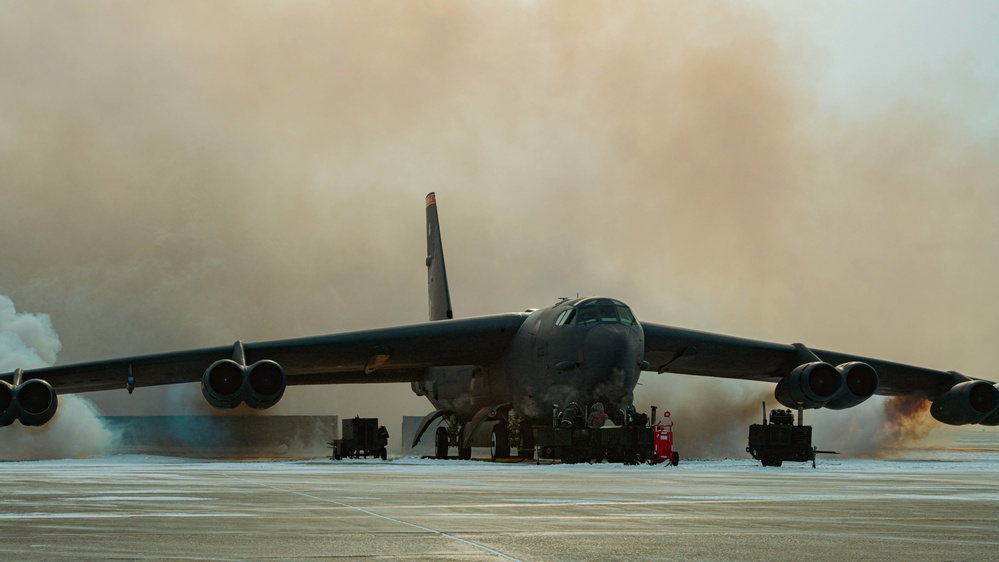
457, 426, 472, 459
490, 424, 510, 461
435, 426, 449, 459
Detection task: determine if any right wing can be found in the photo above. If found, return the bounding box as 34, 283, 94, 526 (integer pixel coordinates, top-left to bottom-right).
5, 313, 529, 394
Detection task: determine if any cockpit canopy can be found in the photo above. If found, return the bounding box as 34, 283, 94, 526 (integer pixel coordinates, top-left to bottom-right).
556, 298, 636, 326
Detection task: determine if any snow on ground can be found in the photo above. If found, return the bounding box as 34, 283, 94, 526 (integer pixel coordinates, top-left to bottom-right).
4, 448, 999, 475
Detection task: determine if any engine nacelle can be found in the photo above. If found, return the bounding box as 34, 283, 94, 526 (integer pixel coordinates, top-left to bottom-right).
243, 360, 286, 409
775, 362, 843, 409
2, 379, 59, 426
930, 380, 999, 425
201, 359, 287, 410
824, 362, 879, 410
14, 379, 59, 426
977, 385, 999, 426
978, 396, 999, 427
202, 359, 248, 409
0, 381, 16, 427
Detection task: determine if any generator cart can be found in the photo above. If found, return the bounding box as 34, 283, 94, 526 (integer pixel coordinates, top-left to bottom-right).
747, 403, 835, 467
330, 416, 389, 460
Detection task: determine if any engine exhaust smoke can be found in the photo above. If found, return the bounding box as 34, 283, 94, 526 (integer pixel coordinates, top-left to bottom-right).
0, 294, 120, 460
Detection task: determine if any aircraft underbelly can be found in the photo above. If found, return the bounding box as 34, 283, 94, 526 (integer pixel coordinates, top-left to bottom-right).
415, 365, 501, 420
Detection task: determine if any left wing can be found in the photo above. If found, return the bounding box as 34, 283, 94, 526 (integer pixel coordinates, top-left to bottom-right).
641, 321, 997, 424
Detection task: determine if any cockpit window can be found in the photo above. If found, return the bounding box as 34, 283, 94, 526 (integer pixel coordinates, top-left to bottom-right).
599, 305, 618, 322
578, 306, 598, 325
576, 299, 636, 326
555, 309, 577, 326
616, 306, 635, 325
556, 310, 568, 325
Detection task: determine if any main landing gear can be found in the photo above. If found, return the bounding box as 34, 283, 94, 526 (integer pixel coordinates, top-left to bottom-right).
414, 407, 534, 461
434, 423, 471, 460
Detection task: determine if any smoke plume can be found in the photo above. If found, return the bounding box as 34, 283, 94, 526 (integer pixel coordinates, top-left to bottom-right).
0, 295, 118, 459
1, 2, 996, 458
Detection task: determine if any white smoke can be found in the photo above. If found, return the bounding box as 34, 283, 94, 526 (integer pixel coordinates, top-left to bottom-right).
0, 294, 61, 370
0, 294, 119, 460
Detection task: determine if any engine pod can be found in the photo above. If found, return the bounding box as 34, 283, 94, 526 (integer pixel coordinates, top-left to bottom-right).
930, 380, 998, 425
201, 359, 247, 409
243, 360, 286, 409
0, 381, 16, 427
775, 362, 843, 409
14, 379, 59, 426
824, 362, 879, 410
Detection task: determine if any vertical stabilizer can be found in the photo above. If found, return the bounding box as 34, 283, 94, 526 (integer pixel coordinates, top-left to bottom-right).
425, 193, 453, 321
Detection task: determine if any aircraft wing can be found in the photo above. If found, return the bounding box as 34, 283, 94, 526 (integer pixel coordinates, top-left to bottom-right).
5, 313, 528, 394
641, 322, 974, 399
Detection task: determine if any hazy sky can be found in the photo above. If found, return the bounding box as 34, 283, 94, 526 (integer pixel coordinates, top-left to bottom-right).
1, 1, 997, 457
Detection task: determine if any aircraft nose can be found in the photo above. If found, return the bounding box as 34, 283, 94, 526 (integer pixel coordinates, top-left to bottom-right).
582, 324, 642, 404
585, 324, 634, 365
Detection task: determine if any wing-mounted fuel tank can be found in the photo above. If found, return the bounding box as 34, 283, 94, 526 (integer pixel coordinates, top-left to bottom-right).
775, 344, 878, 410
0, 369, 58, 427
201, 341, 286, 410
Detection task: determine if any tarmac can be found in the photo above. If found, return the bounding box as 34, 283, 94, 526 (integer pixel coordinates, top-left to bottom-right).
2, 453, 998, 561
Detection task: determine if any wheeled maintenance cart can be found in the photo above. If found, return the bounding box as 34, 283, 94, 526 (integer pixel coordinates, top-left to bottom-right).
330, 416, 389, 460
747, 403, 835, 467
537, 405, 678, 465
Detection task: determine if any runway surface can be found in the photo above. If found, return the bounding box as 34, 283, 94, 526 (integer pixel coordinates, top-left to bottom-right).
3, 452, 999, 561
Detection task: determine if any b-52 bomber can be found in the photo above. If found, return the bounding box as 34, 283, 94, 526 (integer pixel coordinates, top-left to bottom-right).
3, 193, 997, 460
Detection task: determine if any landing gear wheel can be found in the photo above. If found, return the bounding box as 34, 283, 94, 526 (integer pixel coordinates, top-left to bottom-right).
457, 426, 471, 460
490, 424, 510, 461
518, 421, 535, 459
435, 426, 449, 459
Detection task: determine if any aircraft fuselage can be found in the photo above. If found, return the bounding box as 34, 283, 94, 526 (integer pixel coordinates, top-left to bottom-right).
415, 297, 645, 425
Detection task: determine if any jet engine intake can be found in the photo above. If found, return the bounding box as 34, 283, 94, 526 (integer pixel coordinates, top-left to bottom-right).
244, 360, 286, 409
930, 380, 999, 425
977, 385, 999, 426
15, 379, 59, 426
0, 379, 59, 427
1, 381, 16, 426
201, 359, 287, 410
775, 362, 843, 409
824, 362, 879, 410
202, 359, 246, 409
